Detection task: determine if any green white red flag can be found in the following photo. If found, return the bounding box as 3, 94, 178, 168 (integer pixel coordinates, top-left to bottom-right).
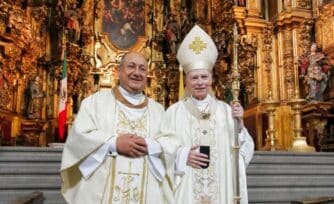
58, 47, 67, 142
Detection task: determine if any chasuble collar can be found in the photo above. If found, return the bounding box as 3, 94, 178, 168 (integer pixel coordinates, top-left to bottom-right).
184, 94, 216, 120
190, 94, 211, 112
113, 86, 148, 109
118, 85, 145, 105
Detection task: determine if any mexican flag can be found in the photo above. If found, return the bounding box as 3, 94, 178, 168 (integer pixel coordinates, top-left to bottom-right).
58, 48, 67, 142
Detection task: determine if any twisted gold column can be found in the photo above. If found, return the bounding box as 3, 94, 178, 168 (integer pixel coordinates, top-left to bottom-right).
261, 23, 282, 151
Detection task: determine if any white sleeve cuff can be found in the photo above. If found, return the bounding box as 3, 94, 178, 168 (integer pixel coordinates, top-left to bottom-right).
175, 146, 191, 175
79, 155, 101, 179
107, 137, 118, 156
239, 128, 246, 143
238, 127, 248, 155
145, 138, 162, 156
79, 137, 116, 179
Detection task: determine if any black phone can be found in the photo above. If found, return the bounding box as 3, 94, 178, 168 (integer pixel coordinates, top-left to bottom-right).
199, 145, 210, 169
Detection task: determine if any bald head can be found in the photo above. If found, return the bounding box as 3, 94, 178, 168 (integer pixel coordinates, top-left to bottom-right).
119, 52, 148, 69
118, 51, 148, 94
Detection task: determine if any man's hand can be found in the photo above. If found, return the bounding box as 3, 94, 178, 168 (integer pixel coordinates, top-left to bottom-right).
116, 134, 147, 158
187, 145, 209, 169
231, 101, 245, 132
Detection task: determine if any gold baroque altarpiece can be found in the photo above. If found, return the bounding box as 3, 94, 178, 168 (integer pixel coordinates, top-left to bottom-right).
0, 0, 333, 152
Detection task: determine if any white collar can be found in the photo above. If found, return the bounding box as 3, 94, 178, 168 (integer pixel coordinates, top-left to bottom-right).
118, 85, 145, 105
190, 95, 211, 112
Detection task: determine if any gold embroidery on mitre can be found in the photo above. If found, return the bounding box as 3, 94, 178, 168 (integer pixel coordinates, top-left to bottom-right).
189, 36, 207, 54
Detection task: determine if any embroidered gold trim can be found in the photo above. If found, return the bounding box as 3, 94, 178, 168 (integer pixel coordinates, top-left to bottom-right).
189, 102, 219, 203
108, 106, 149, 204
113, 87, 148, 109
108, 158, 116, 204
140, 158, 147, 204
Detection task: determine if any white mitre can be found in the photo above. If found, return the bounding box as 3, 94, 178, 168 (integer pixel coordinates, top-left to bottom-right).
176, 25, 218, 73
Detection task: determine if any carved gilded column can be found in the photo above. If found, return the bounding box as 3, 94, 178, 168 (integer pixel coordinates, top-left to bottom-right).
261, 23, 282, 151
288, 7, 315, 152
151, 62, 166, 107
319, 3, 334, 102
150, 0, 166, 105
239, 1, 267, 103
286, 23, 314, 152
317, 3, 334, 51
284, 26, 296, 100
271, 2, 313, 150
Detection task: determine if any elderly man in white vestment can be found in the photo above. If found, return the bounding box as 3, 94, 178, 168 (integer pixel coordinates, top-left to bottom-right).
157, 25, 255, 204
60, 51, 171, 203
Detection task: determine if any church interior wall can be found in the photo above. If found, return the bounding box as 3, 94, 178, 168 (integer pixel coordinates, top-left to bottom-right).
0, 0, 333, 152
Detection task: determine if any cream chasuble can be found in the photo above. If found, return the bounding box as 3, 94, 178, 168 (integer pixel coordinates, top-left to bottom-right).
102, 109, 149, 204
157, 96, 254, 204
60, 90, 169, 204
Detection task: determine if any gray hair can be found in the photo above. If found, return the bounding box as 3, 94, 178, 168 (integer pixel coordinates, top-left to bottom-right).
118, 51, 149, 69
118, 53, 129, 68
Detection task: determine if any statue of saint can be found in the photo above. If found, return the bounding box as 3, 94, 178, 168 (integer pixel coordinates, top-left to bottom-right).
28, 76, 44, 119
64, 3, 81, 42
165, 14, 179, 54
299, 43, 332, 101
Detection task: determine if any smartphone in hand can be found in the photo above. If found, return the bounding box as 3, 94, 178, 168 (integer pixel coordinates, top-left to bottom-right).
199, 146, 210, 169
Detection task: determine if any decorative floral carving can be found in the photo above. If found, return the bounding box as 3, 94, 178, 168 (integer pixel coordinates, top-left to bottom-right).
21, 52, 38, 77
0, 89, 12, 110
31, 5, 48, 25
323, 20, 334, 48
165, 59, 179, 106
0, 1, 50, 115
283, 27, 295, 99
239, 34, 258, 104
299, 18, 314, 56
263, 23, 274, 99
211, 0, 235, 102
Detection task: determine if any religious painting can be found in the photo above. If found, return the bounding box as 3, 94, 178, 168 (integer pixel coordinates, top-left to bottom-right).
103, 0, 145, 49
